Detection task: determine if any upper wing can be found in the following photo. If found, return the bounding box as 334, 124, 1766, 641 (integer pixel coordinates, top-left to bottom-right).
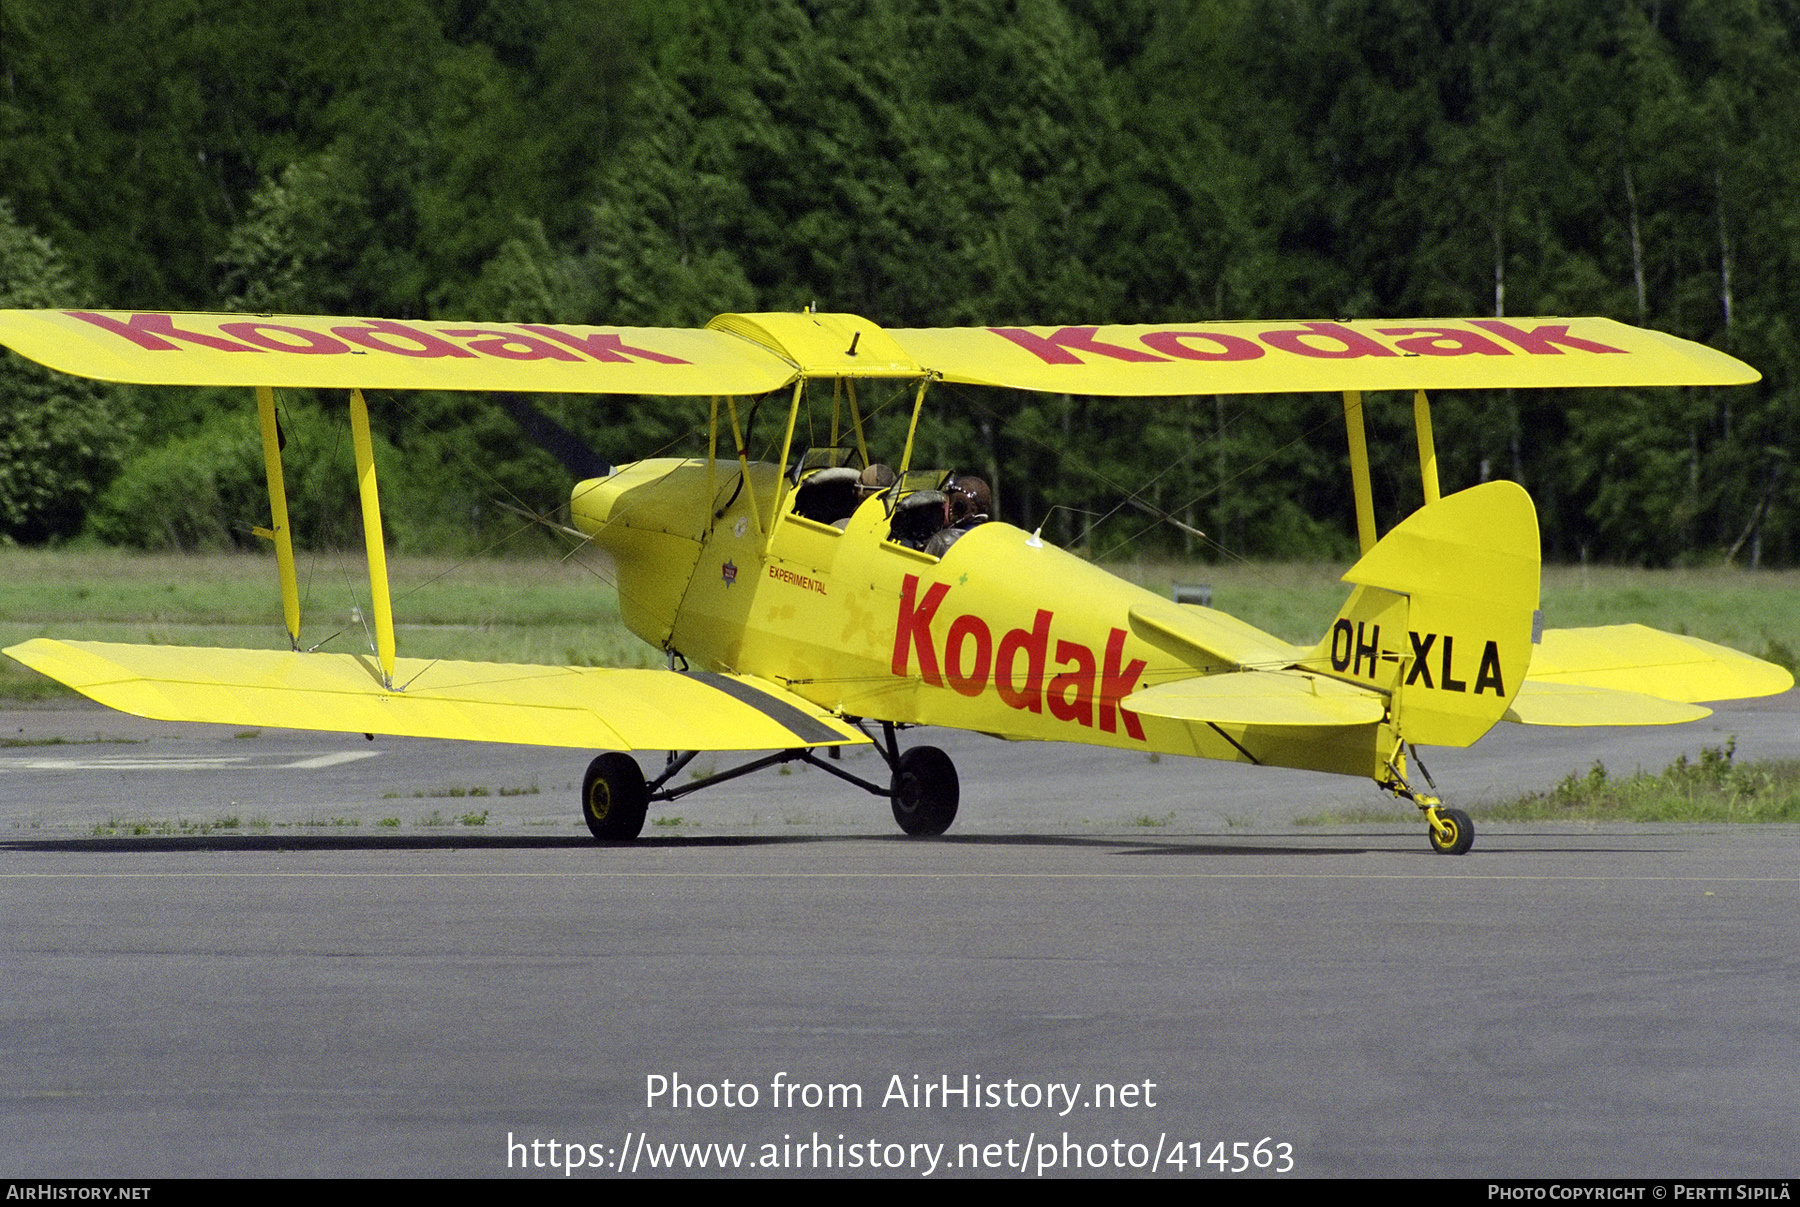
1, 309, 1757, 398
0, 310, 802, 396
5, 639, 868, 751
891, 318, 1759, 395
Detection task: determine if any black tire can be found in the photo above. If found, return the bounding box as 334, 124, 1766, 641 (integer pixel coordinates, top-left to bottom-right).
582, 752, 649, 841
1427, 807, 1474, 855
890, 746, 959, 836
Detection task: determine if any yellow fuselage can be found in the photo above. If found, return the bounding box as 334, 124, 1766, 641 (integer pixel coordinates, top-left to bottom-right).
572, 458, 1387, 780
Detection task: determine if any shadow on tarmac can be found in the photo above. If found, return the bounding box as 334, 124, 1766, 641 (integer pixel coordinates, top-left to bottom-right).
0, 829, 1399, 855
0, 829, 1679, 856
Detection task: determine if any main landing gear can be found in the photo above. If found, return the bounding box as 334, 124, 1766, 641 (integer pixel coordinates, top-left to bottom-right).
576, 722, 959, 843
582, 752, 650, 841
889, 746, 958, 836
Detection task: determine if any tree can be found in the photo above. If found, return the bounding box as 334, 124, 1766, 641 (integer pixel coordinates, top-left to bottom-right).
0, 202, 134, 543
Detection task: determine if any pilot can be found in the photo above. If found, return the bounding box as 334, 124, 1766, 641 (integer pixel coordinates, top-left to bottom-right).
834, 462, 896, 528
923, 474, 990, 556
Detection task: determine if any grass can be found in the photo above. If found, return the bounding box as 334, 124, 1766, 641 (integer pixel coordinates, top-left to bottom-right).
1299, 740, 1800, 826
90, 814, 243, 836
73, 810, 556, 834
1108, 559, 1800, 662
6, 551, 1799, 699
0, 546, 659, 700
1488, 739, 1800, 823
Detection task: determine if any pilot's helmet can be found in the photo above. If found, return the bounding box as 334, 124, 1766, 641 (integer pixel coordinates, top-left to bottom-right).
947, 475, 991, 523
857, 463, 897, 497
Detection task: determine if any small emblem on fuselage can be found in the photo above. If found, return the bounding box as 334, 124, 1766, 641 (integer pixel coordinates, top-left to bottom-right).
722, 560, 738, 586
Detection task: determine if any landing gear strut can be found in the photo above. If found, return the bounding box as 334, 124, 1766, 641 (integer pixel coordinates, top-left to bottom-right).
1380, 739, 1474, 855
574, 722, 961, 842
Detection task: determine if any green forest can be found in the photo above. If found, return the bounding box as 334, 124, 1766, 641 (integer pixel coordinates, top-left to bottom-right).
2, 0, 1797, 565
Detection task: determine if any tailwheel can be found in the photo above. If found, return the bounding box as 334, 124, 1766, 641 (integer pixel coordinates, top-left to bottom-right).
890, 746, 959, 836
1426, 806, 1474, 856
582, 752, 649, 842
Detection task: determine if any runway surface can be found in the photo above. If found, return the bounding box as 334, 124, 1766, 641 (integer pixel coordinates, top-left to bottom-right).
3, 695, 1797, 1178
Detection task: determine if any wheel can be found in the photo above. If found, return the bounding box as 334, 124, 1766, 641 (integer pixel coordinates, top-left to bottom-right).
1427, 807, 1474, 855
890, 746, 959, 836
582, 752, 648, 841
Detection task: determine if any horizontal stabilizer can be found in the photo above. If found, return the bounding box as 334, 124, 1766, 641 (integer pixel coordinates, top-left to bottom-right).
4, 640, 869, 752
1124, 671, 1385, 728
1529, 625, 1793, 704
1127, 601, 1309, 672
1503, 680, 1711, 727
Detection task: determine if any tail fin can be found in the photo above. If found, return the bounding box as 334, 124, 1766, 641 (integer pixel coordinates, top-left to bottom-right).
1308, 480, 1540, 747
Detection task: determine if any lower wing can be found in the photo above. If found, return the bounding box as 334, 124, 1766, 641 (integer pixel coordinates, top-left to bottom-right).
5, 639, 868, 751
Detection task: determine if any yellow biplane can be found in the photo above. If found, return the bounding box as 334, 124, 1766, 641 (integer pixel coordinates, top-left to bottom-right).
1, 308, 1789, 853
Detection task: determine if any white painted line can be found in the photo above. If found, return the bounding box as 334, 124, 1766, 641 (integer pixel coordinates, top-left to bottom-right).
282, 751, 383, 770
0, 751, 381, 772
0, 756, 252, 772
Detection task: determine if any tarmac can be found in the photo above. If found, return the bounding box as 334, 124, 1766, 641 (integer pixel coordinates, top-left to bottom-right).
2, 695, 1796, 1177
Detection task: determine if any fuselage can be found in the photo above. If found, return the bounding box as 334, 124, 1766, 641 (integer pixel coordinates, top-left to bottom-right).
571, 458, 1387, 778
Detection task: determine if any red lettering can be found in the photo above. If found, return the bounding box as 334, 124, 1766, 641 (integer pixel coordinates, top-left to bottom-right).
1138, 330, 1263, 361
1257, 321, 1397, 359
67, 311, 261, 353
1374, 326, 1509, 357
1469, 320, 1626, 355
440, 328, 581, 362
217, 322, 350, 354
1099, 628, 1147, 741
1047, 640, 1097, 727
890, 587, 1144, 742
944, 614, 993, 697
989, 327, 1166, 365
331, 320, 476, 359
891, 574, 950, 686
768, 564, 826, 595
519, 325, 690, 364
996, 610, 1052, 713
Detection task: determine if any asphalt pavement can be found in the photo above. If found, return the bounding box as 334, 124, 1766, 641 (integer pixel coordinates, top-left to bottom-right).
2, 696, 1796, 1178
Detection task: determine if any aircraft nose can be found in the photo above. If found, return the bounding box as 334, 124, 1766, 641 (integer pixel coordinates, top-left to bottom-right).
570, 469, 625, 538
